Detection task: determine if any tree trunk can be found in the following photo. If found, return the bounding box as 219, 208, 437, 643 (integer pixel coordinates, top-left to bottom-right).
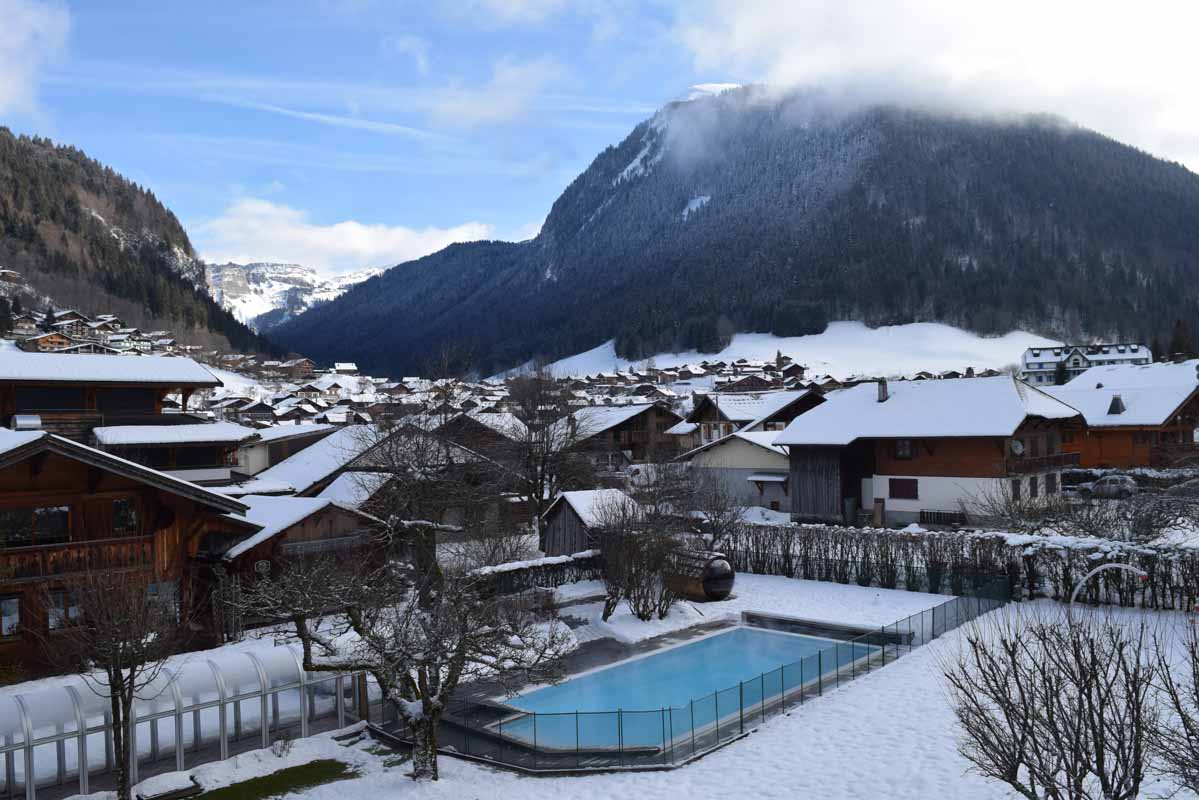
409, 716, 440, 781
111, 689, 132, 800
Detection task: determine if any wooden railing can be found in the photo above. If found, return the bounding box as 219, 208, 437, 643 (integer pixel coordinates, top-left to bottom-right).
1004, 452, 1081, 475
0, 536, 155, 584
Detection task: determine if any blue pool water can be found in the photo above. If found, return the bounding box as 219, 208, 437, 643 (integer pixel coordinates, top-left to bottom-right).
499, 627, 875, 749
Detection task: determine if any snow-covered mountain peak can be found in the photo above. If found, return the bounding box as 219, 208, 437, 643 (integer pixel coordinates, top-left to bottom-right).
206, 261, 382, 331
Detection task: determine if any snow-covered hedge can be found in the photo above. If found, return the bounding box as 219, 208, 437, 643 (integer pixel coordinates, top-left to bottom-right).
725, 524, 1199, 611
472, 549, 602, 596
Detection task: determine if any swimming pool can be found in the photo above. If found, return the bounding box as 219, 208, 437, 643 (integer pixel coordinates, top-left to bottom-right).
496, 626, 876, 750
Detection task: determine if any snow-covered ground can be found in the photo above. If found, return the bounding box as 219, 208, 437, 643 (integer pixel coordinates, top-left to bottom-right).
558, 573, 948, 644
89, 603, 1194, 800
541, 321, 1059, 380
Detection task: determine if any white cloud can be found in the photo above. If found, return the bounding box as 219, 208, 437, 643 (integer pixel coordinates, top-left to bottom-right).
673, 0, 1199, 171
0, 0, 70, 116
196, 198, 492, 274
459, 0, 568, 24
385, 33, 431, 76
432, 57, 564, 126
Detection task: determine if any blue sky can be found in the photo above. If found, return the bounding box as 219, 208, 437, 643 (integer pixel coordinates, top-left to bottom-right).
3, 0, 1198, 276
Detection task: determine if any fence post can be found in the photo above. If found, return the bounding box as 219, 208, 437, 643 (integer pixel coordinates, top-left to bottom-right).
739, 683, 744, 734
532, 714, 538, 770
667, 707, 674, 763
660, 710, 667, 766
800, 660, 805, 703
575, 711, 580, 769
760, 674, 766, 723
880, 628, 887, 665
617, 709, 624, 767
818, 651, 823, 696
690, 700, 696, 755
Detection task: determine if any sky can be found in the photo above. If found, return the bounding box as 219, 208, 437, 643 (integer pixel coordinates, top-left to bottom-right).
3, 0, 1198, 277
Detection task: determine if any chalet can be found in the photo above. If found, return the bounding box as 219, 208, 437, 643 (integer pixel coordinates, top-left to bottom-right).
781, 363, 806, 381
91, 422, 259, 485
1020, 343, 1151, 385
0, 352, 222, 441
282, 358, 316, 379
237, 423, 336, 476
56, 342, 123, 355
567, 402, 684, 468
211, 495, 381, 571
18, 332, 74, 353
541, 488, 637, 556
251, 424, 376, 496
315, 471, 393, 513
11, 314, 39, 337
0, 428, 249, 669
236, 400, 276, 425
51, 319, 89, 339
50, 310, 89, 325
333, 362, 359, 375
687, 390, 823, 446
1043, 360, 1199, 468
678, 431, 793, 512
716, 373, 778, 393
774, 377, 1082, 526
436, 411, 527, 459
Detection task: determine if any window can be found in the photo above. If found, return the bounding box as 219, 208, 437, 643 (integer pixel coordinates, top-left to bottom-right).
888, 478, 919, 500
1, 596, 19, 638
769, 500, 780, 511
893, 439, 914, 460
1011, 479, 1022, 501
48, 590, 80, 630
1045, 473, 1059, 495
113, 499, 139, 537
1029, 475, 1039, 498
0, 506, 70, 548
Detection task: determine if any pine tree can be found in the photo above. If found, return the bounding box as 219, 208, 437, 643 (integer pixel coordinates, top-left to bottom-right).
1168, 319, 1194, 359
1053, 360, 1068, 385
0, 298, 11, 336
11, 295, 21, 315
1150, 336, 1163, 362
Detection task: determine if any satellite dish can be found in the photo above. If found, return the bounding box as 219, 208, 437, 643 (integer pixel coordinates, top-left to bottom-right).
1009, 439, 1026, 456
254, 560, 271, 575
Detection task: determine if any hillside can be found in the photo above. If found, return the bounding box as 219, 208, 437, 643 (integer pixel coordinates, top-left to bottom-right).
206, 262, 382, 331
271, 87, 1199, 377
0, 128, 275, 354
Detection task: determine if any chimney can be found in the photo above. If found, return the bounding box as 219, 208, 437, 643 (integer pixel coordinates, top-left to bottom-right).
877, 378, 889, 403
1107, 394, 1126, 415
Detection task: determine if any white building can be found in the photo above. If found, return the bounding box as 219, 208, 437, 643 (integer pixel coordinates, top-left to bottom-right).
1020, 343, 1150, 385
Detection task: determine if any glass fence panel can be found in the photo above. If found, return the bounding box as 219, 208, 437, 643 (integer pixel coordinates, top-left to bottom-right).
576, 711, 619, 753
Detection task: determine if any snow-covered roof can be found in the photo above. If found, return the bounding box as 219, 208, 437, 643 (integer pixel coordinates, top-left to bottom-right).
1043, 360, 1199, 428
693, 390, 808, 424
570, 403, 669, 438
665, 420, 698, 435
544, 489, 638, 528
222, 496, 338, 560
0, 352, 220, 386
774, 376, 1080, 446
93, 422, 258, 447
463, 410, 528, 439
253, 425, 374, 494
212, 477, 296, 497
679, 430, 789, 461
251, 423, 335, 443
316, 471, 391, 509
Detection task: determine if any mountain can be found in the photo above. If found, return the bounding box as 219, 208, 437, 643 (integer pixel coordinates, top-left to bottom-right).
271, 87, 1199, 377
0, 127, 275, 354
206, 262, 382, 331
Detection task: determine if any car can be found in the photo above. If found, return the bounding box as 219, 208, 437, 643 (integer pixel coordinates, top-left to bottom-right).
1078, 475, 1139, 499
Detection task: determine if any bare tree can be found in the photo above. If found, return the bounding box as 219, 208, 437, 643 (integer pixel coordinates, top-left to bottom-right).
1151, 624, 1199, 793
35, 573, 187, 800
244, 548, 570, 781
495, 365, 598, 545
689, 468, 748, 552
943, 606, 1157, 800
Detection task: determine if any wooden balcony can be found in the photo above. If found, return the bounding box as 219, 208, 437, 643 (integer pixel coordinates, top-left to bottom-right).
1005, 452, 1081, 475
0, 536, 155, 585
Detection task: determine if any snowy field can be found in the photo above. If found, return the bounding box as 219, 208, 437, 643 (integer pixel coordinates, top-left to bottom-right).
541, 321, 1059, 380
82, 602, 1197, 800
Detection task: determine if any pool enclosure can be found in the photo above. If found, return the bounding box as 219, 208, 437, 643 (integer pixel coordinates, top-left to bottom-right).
0, 646, 373, 800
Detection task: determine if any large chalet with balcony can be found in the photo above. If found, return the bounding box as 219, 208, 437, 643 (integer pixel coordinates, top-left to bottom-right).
774, 377, 1083, 526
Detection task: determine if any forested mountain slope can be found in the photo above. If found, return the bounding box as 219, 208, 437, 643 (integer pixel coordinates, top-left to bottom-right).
0, 128, 275, 353
272, 88, 1199, 377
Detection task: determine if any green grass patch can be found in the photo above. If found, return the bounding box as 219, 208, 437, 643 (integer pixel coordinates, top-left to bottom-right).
198, 759, 357, 800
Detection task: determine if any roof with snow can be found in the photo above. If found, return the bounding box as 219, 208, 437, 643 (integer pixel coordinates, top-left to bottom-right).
0, 352, 220, 386
221, 495, 375, 560
1043, 360, 1199, 428
316, 471, 391, 509
691, 390, 810, 424
774, 377, 1080, 446
93, 422, 258, 447
665, 420, 698, 435
543, 489, 638, 528
253, 424, 374, 494
680, 430, 790, 461
251, 423, 335, 443
570, 403, 676, 438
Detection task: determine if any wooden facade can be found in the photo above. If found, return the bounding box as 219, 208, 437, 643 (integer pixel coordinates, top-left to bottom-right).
0, 435, 247, 673
1059, 391, 1199, 469
579, 404, 683, 463
542, 500, 593, 557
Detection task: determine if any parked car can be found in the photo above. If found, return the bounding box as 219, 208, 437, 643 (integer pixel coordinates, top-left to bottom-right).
1077, 475, 1139, 499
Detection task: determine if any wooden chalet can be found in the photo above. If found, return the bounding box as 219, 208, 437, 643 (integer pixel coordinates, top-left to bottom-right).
687, 389, 823, 446
1044, 360, 1199, 468
568, 402, 684, 468
18, 332, 74, 353
775, 377, 1083, 526
0, 429, 249, 671
0, 352, 222, 441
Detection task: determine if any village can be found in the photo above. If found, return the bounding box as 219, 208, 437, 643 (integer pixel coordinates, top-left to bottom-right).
3, 294, 1199, 800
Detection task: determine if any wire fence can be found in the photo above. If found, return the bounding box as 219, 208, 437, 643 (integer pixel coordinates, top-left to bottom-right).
380, 573, 1010, 771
